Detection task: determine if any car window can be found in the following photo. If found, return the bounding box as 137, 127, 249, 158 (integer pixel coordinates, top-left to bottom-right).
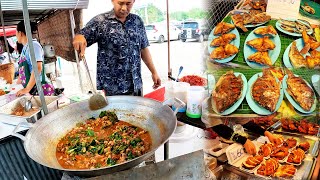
182, 22, 198, 29
145, 25, 155, 30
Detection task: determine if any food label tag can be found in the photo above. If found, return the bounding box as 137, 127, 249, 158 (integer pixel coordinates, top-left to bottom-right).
226, 143, 247, 166
266, 0, 301, 19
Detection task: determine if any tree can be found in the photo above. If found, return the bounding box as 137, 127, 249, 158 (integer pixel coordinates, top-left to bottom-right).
133, 4, 164, 24
170, 8, 208, 21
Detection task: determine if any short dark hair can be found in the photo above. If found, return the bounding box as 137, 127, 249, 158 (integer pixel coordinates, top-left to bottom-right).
16, 21, 38, 35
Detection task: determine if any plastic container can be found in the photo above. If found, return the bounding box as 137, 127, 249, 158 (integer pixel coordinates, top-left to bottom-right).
186, 86, 206, 118
165, 81, 190, 112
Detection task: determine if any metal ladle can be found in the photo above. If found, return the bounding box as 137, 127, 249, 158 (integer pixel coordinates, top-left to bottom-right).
80, 55, 108, 110
24, 96, 33, 112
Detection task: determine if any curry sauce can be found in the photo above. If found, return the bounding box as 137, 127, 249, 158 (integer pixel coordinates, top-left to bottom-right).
56, 111, 152, 169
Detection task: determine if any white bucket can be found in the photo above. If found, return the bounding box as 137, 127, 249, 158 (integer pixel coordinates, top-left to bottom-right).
186, 86, 206, 118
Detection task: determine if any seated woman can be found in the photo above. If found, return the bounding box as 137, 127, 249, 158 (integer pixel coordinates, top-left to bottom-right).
15, 21, 54, 96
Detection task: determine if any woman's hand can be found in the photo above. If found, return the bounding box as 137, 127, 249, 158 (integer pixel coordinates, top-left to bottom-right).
243, 139, 256, 155
265, 131, 282, 145
16, 88, 30, 97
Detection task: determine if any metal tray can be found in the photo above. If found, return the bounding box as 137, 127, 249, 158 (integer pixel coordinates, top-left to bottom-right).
0, 96, 59, 126
272, 131, 319, 157
291, 154, 316, 180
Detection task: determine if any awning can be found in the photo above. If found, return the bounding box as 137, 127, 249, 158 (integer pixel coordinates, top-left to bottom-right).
0, 0, 89, 11
0, 26, 16, 37
0, 0, 89, 26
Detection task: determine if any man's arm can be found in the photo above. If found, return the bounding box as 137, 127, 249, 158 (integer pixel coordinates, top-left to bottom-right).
73, 15, 102, 56
141, 47, 161, 89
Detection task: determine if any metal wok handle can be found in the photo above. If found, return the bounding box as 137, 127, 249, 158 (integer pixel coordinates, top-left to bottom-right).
163, 97, 185, 116
11, 122, 33, 141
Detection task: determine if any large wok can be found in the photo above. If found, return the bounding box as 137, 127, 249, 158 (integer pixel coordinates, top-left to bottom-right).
12, 96, 184, 177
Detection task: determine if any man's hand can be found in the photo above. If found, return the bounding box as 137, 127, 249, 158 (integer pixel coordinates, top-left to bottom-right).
16, 88, 30, 97
265, 131, 283, 145
243, 139, 257, 155
73, 34, 87, 56
152, 73, 161, 89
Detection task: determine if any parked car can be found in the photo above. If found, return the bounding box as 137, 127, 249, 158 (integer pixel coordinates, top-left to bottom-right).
145, 23, 181, 43
180, 21, 209, 42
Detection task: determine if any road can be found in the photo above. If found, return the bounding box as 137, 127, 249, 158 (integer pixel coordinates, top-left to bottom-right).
142, 40, 207, 94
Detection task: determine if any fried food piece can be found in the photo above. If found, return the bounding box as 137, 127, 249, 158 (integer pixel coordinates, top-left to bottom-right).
210, 33, 236, 47
289, 41, 307, 68
286, 70, 315, 111
302, 30, 320, 50
0, 89, 5, 96
254, 25, 277, 36
274, 165, 296, 178
246, 36, 275, 52
242, 155, 263, 170
283, 138, 297, 149
287, 148, 305, 164
252, 12, 271, 24
242, 12, 254, 25
231, 14, 248, 32
210, 44, 239, 59
258, 143, 273, 157
306, 50, 320, 69
213, 22, 235, 35
248, 51, 273, 66
11, 103, 25, 116
257, 158, 279, 176
297, 142, 310, 152
270, 146, 289, 160
212, 71, 243, 113
252, 69, 281, 112
301, 2, 316, 14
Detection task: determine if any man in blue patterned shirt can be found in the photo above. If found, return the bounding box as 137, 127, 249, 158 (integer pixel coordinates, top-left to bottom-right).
73, 0, 161, 96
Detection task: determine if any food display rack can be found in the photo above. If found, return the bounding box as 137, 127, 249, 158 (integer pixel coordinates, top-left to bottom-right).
204, 68, 320, 117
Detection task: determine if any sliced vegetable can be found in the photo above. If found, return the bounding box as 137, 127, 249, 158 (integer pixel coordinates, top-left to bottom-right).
86, 129, 95, 137
107, 158, 116, 166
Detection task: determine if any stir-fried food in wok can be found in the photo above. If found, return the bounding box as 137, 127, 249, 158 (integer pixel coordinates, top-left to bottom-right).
254, 25, 277, 36
246, 36, 275, 52
213, 22, 235, 35
56, 111, 152, 169
252, 69, 281, 112
210, 33, 236, 47
210, 44, 239, 59
212, 71, 243, 113
248, 51, 273, 66
286, 70, 315, 111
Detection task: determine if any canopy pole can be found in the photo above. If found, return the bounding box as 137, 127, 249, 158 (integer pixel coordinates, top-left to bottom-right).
166, 0, 171, 78
69, 10, 84, 93
0, 2, 12, 63
21, 0, 48, 115
164, 0, 170, 161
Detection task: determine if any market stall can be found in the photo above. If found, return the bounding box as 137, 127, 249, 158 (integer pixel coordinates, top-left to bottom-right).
200, 0, 320, 179
0, 0, 211, 180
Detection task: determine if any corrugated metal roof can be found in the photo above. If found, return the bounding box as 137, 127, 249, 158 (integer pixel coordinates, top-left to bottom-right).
0, 0, 89, 11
